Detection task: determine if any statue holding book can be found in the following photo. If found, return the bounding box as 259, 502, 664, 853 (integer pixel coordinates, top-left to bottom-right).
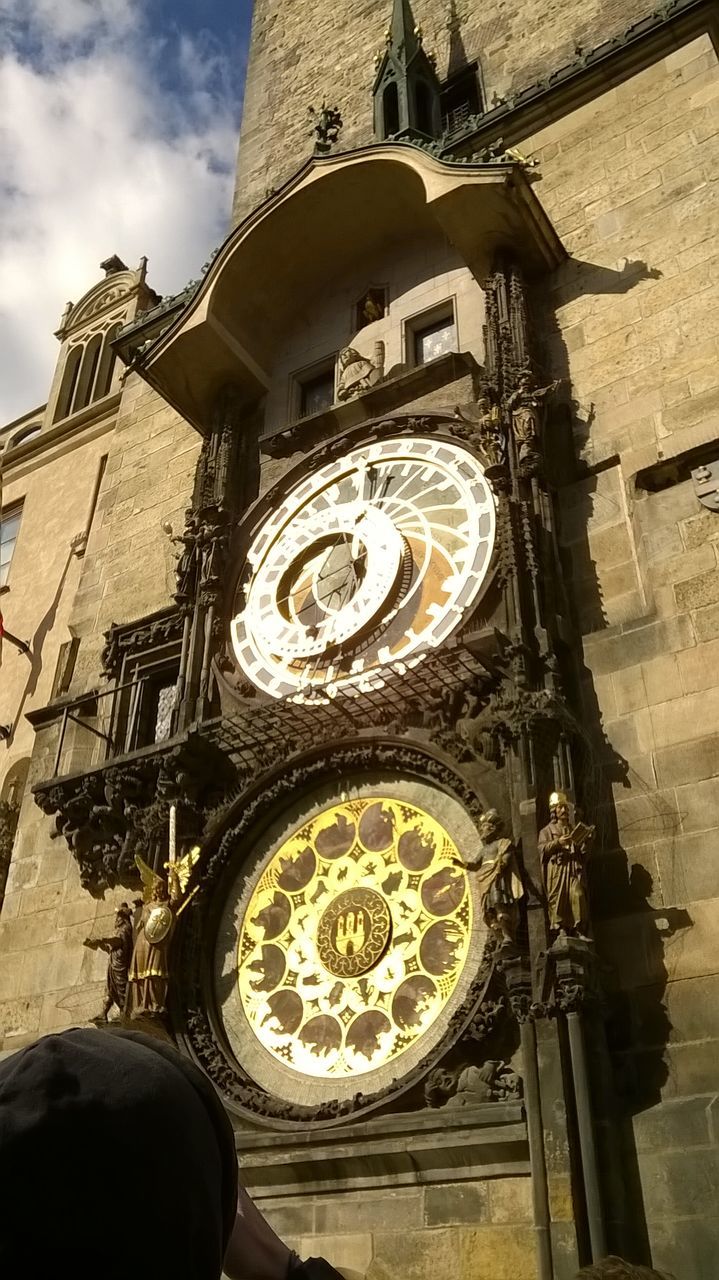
538, 791, 594, 939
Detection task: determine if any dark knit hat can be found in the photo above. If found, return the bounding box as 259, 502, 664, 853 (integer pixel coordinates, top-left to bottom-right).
0, 1027, 238, 1280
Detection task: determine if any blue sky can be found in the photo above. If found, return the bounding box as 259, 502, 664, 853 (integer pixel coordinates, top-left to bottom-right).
0, 0, 253, 422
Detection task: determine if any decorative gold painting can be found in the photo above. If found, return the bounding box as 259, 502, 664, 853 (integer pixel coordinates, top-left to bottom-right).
237, 797, 472, 1079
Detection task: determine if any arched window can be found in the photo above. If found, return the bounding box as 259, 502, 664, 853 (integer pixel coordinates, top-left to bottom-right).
53, 344, 83, 422
73, 332, 103, 413
94, 323, 121, 400
415, 81, 433, 137
383, 82, 400, 138
9, 424, 42, 449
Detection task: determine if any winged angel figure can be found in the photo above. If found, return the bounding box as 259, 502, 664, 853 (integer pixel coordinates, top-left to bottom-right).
126, 848, 199, 1019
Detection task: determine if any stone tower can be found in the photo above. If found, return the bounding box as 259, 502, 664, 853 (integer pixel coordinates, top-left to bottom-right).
2, 3, 719, 1279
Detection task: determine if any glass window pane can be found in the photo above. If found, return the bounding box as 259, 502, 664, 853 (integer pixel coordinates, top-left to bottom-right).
0, 508, 22, 586
414, 315, 456, 365
300, 371, 334, 417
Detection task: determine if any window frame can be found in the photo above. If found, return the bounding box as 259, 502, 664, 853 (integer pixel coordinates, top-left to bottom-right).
0, 502, 23, 590
405, 299, 458, 368
290, 355, 338, 421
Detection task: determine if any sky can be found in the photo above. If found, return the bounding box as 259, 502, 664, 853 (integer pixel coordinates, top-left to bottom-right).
0, 0, 253, 424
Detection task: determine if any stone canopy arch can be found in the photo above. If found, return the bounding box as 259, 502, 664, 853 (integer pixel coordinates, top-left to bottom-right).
135, 143, 564, 432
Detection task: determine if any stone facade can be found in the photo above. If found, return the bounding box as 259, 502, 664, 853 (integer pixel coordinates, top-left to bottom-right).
2, 4, 719, 1280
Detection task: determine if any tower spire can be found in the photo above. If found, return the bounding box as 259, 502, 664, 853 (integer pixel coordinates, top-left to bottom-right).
389, 0, 423, 65
373, 0, 442, 142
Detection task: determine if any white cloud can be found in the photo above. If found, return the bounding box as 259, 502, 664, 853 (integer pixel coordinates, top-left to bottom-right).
0, 0, 243, 422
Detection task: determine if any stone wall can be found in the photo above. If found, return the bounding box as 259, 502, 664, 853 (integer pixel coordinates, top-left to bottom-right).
255, 1177, 538, 1280
515, 31, 719, 1278
233, 0, 660, 223
0, 375, 199, 1052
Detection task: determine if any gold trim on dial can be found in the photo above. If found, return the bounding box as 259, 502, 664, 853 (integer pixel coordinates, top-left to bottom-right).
237, 797, 473, 1080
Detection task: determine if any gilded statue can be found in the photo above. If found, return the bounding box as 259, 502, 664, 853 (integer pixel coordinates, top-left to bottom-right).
453, 809, 524, 945
336, 344, 384, 401
505, 367, 560, 470
84, 902, 134, 1023
538, 791, 594, 938
453, 386, 505, 471
126, 848, 199, 1018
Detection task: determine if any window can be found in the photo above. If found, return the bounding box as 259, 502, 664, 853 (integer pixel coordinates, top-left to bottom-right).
115, 655, 181, 754
294, 359, 336, 419
408, 305, 457, 366
54, 345, 83, 422
0, 506, 22, 588
382, 82, 400, 138
441, 65, 482, 136
9, 424, 41, 450
94, 324, 121, 400
355, 286, 388, 332
53, 324, 122, 422
51, 637, 81, 699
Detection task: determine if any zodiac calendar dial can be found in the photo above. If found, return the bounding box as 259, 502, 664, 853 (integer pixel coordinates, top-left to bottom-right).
231, 436, 496, 702
237, 798, 474, 1081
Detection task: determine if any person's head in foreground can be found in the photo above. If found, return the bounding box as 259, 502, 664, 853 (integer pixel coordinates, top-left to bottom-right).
576, 1258, 675, 1279
0, 1027, 342, 1280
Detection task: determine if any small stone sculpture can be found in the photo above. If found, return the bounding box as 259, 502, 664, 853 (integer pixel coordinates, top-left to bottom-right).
454, 809, 524, 945
84, 902, 134, 1022
425, 1058, 522, 1108
453, 385, 506, 472
336, 345, 384, 401
506, 367, 560, 471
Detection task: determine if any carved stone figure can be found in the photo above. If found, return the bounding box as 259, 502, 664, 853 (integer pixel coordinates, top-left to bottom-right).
84, 902, 134, 1022
455, 809, 524, 945
538, 790, 594, 938
506, 367, 560, 470
425, 1058, 521, 1108
308, 100, 343, 152
126, 848, 198, 1018
453, 386, 505, 471
336, 345, 383, 401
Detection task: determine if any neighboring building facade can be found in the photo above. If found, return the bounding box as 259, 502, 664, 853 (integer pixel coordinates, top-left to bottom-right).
2, 2, 719, 1278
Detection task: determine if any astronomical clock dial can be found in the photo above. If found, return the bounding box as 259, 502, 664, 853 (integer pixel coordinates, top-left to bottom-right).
235, 797, 476, 1089
231, 436, 496, 702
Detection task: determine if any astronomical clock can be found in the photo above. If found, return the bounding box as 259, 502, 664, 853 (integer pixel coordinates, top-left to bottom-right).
230, 435, 496, 702
185, 420, 512, 1123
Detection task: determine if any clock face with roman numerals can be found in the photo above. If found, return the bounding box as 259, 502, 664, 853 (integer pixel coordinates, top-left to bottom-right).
231, 435, 496, 702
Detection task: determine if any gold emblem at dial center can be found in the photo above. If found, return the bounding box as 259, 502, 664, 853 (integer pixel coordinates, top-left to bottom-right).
317, 887, 392, 978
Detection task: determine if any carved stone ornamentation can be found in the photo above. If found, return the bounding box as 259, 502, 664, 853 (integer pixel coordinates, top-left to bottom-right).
425, 1058, 522, 1108
308, 100, 343, 153
505, 365, 561, 476
33, 733, 236, 896
452, 383, 507, 482
336, 344, 384, 401
101, 609, 183, 680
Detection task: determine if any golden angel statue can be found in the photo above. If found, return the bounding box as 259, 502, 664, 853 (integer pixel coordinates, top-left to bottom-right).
126, 847, 199, 1019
